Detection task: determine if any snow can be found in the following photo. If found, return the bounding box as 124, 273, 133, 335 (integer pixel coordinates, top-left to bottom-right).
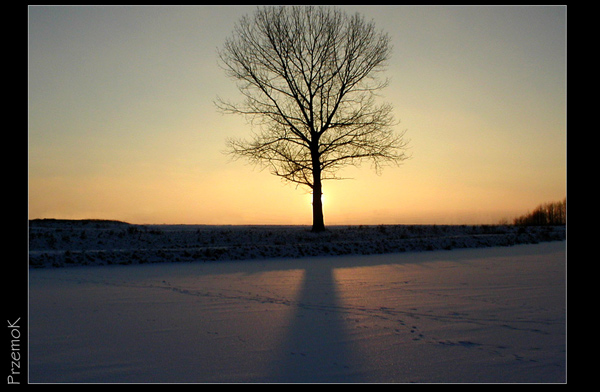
28, 221, 565, 268
29, 227, 566, 383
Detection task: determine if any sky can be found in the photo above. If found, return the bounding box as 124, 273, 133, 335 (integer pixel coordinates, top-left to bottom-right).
28, 5, 566, 225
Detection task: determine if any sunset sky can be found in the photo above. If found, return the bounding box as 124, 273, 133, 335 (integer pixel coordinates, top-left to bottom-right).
28, 5, 566, 225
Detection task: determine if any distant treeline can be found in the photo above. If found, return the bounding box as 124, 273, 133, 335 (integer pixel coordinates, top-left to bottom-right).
513, 198, 566, 226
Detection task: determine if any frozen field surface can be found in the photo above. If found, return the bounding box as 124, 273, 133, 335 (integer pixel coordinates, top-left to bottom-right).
29, 240, 566, 383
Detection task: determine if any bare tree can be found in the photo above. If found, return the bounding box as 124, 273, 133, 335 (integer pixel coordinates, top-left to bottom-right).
217, 6, 409, 232
513, 198, 566, 226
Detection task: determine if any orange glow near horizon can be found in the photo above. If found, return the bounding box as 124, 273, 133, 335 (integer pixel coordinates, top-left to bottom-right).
28, 6, 566, 226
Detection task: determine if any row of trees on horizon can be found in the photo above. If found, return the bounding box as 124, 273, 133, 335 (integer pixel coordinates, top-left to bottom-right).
512, 198, 566, 226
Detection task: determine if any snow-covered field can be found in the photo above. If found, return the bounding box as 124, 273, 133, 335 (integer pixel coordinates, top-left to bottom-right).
28, 220, 565, 268
28, 222, 566, 383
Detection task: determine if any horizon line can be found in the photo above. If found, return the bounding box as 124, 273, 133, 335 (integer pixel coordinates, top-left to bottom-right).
28, 217, 563, 227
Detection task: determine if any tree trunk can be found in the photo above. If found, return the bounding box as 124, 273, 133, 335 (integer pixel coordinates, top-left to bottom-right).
311, 149, 326, 232
311, 178, 325, 232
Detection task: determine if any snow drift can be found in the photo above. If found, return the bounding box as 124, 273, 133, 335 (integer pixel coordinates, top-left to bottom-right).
28, 220, 566, 268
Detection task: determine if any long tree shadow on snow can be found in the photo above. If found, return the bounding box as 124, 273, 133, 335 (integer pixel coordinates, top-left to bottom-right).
261, 243, 560, 382
268, 259, 365, 383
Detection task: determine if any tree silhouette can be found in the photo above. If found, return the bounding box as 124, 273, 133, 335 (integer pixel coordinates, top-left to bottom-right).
513, 198, 566, 226
217, 6, 409, 232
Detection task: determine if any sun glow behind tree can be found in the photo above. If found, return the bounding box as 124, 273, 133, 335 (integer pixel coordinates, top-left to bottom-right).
217, 6, 409, 231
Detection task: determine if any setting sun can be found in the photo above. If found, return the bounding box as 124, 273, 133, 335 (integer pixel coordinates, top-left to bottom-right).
308, 191, 328, 208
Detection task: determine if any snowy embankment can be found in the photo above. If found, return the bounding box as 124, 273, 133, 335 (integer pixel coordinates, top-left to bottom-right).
29, 220, 566, 268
